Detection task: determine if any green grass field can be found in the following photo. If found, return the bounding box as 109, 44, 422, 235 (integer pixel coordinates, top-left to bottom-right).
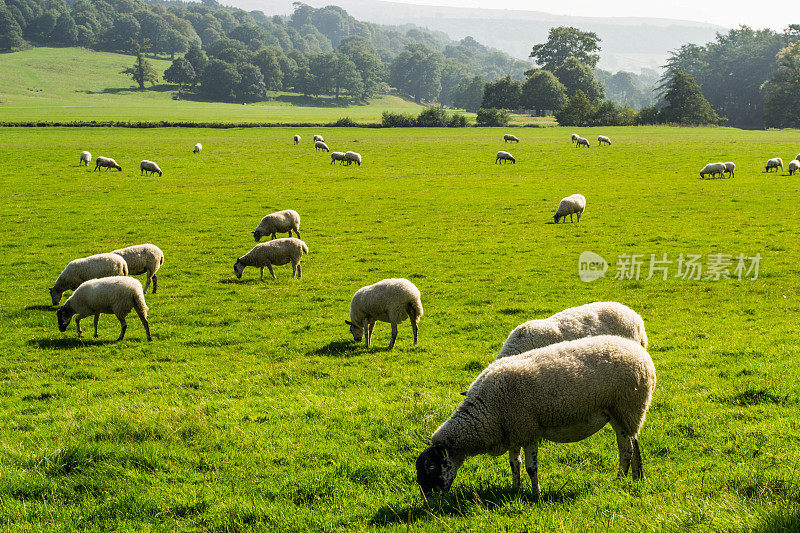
1, 125, 800, 531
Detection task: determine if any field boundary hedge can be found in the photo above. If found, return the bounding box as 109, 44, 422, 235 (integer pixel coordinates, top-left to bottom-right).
0, 120, 386, 129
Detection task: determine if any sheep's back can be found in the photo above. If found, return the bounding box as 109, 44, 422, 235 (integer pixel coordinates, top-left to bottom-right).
113, 244, 163, 276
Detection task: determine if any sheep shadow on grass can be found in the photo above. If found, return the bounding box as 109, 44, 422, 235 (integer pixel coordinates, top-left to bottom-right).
28, 337, 119, 349
308, 339, 360, 357
25, 305, 55, 311
218, 278, 260, 285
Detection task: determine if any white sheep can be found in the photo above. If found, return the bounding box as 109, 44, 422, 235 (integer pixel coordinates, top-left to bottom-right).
503, 134, 519, 143
723, 161, 735, 178
112, 244, 164, 294
49, 253, 129, 306
766, 158, 783, 172
94, 156, 121, 172
315, 141, 330, 152
571, 133, 578, 144
789, 160, 800, 176
553, 193, 586, 223
56, 276, 151, 342
313, 135, 325, 142
140, 160, 163, 177
796, 153, 800, 163
497, 302, 648, 359
598, 135, 611, 146
252, 209, 301, 242
79, 151, 91, 166
193, 143, 202, 154
234, 238, 308, 280
345, 151, 362, 166
415, 335, 656, 498
345, 278, 423, 349
294, 134, 301, 145
575, 136, 590, 148
496, 151, 515, 164
330, 152, 347, 164
699, 162, 726, 179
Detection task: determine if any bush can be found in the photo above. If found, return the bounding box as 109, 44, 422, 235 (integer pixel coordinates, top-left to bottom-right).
635, 105, 661, 125
416, 106, 449, 127
476, 108, 510, 127
330, 117, 358, 127
381, 111, 417, 127
447, 113, 468, 127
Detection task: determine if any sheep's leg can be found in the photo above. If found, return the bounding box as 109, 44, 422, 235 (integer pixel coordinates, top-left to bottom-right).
524, 443, 541, 499
152, 274, 157, 294
259, 267, 264, 281
509, 448, 522, 489
363, 318, 371, 348
577, 211, 582, 222
266, 264, 276, 280
271, 232, 276, 240
134, 306, 152, 342
294, 229, 301, 239
143, 274, 151, 294
296, 263, 302, 278
93, 314, 100, 338
388, 322, 398, 349
117, 317, 127, 341
411, 319, 418, 345
630, 437, 645, 480
75, 316, 84, 337
615, 432, 634, 478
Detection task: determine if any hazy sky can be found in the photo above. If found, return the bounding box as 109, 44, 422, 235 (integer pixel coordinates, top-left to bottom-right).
389, 0, 794, 30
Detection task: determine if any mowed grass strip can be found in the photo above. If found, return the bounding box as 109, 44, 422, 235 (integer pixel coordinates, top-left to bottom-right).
0, 125, 799, 531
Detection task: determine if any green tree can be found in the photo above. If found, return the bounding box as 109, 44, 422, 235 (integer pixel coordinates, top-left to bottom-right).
331, 52, 363, 100
554, 56, 604, 101
554, 90, 595, 126
389, 43, 443, 103
163, 56, 195, 92
450, 75, 484, 112
659, 68, 720, 125
481, 74, 522, 109
52, 11, 78, 45
337, 36, 382, 99
252, 48, 283, 91
121, 42, 159, 89
476, 107, 510, 127
763, 41, 800, 128
165, 29, 189, 60
200, 58, 241, 101
236, 62, 266, 103
0, 5, 25, 49
520, 69, 568, 115
530, 26, 601, 71
184, 43, 208, 79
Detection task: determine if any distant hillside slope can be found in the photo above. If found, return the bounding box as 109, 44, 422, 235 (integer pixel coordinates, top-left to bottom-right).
237, 0, 725, 71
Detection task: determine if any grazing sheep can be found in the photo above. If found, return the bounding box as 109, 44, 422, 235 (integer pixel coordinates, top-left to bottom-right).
503, 134, 519, 143
79, 151, 91, 166
112, 244, 164, 294
571, 133, 578, 144
796, 154, 800, 163
415, 335, 656, 498
331, 152, 347, 164
789, 160, 800, 176
345, 278, 423, 349
699, 162, 726, 179
345, 151, 362, 166
766, 158, 783, 172
140, 160, 162, 177
598, 135, 611, 146
497, 302, 648, 359
294, 134, 301, 144
496, 151, 515, 164
193, 143, 202, 154
94, 156, 121, 172
575, 136, 590, 148
49, 253, 129, 306
56, 276, 151, 342
553, 194, 586, 223
313, 135, 324, 142
723, 161, 735, 178
315, 141, 330, 152
252, 209, 301, 242
234, 238, 308, 280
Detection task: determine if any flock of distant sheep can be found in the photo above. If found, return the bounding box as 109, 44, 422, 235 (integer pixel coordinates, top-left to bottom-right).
58, 129, 795, 501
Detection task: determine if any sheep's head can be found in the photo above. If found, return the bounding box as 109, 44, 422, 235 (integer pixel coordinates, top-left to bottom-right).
345, 320, 362, 342
234, 260, 245, 279
157, 170, 163, 177
415, 444, 462, 498
553, 213, 560, 223
56, 306, 74, 332
252, 230, 263, 242
49, 287, 62, 306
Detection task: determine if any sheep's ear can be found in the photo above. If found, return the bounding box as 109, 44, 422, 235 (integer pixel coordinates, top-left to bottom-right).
459, 391, 467, 396
345, 320, 355, 326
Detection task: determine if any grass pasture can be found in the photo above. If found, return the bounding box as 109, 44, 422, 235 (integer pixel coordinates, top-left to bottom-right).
1, 125, 800, 531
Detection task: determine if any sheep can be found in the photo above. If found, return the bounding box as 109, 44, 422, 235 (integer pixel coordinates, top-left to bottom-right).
571, 133, 578, 144
294, 134, 301, 145
140, 160, 163, 177
252, 209, 301, 242
796, 154, 800, 163
330, 152, 347, 164
496, 151, 515, 164
94, 156, 121, 172
345, 278, 423, 349
234, 238, 308, 280
315, 141, 330, 152
415, 335, 656, 499
699, 162, 726, 179
503, 134, 519, 143
766, 158, 783, 172
723, 161, 735, 178
789, 160, 800, 176
313, 135, 325, 142
497, 302, 648, 359
553, 193, 586, 223
344, 151, 362, 166
49, 253, 129, 306
575, 136, 590, 148
79, 151, 91, 166
598, 135, 611, 146
112, 244, 164, 294
193, 143, 202, 154
56, 276, 151, 342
